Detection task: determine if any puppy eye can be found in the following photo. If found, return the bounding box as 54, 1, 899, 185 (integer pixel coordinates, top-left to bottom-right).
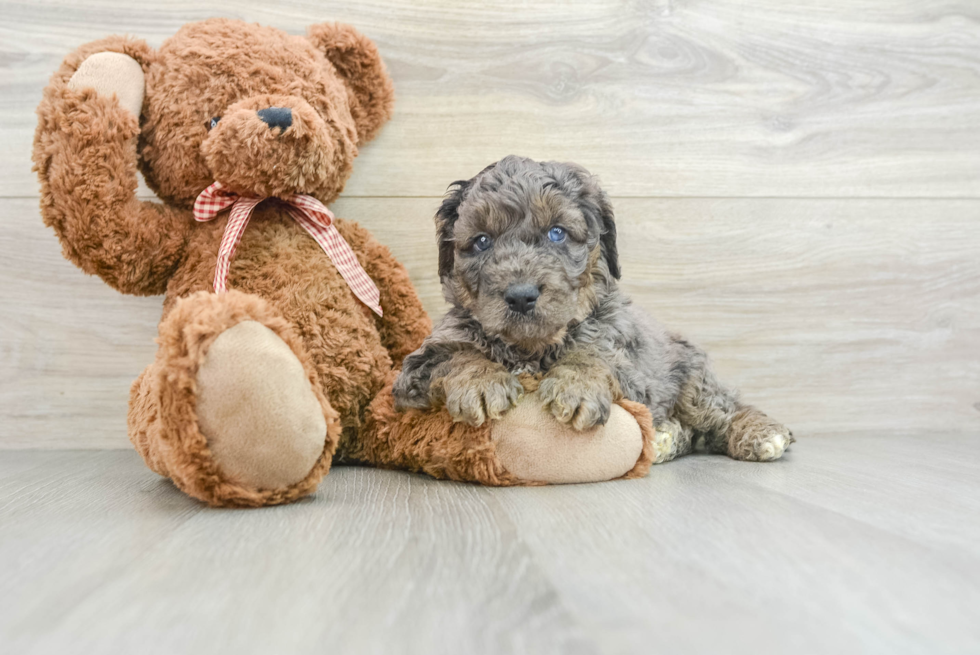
548, 226, 567, 243
471, 234, 493, 253
207, 116, 221, 131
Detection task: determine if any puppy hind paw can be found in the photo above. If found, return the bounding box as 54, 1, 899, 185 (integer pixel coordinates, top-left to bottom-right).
730, 426, 793, 462
754, 431, 790, 461
651, 419, 693, 464
725, 406, 794, 462
652, 427, 675, 464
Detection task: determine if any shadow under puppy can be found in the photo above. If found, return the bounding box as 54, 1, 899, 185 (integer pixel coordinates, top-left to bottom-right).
394, 155, 793, 463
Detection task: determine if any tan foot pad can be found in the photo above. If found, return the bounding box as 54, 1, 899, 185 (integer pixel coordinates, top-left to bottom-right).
68, 51, 145, 117
196, 321, 326, 489
491, 398, 643, 484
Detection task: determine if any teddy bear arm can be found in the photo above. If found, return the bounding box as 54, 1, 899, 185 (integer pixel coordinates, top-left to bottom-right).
33, 49, 192, 296
333, 218, 433, 366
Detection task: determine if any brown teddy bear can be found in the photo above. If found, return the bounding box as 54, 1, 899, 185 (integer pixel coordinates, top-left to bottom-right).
33, 18, 655, 507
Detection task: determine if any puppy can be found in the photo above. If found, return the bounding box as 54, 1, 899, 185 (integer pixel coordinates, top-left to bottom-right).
393, 156, 793, 462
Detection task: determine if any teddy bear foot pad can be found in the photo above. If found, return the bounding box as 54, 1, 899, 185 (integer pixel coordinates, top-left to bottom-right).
491, 398, 650, 484
196, 320, 327, 489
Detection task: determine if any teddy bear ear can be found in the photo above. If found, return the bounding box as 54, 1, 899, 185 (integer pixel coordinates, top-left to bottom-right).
48, 36, 155, 118
306, 23, 395, 144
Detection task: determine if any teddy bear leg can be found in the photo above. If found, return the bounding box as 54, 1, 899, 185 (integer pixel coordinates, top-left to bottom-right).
352, 373, 522, 485
128, 290, 341, 507
489, 397, 656, 483
354, 376, 657, 486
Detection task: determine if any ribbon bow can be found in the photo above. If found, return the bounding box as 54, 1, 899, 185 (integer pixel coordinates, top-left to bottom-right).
193, 182, 382, 316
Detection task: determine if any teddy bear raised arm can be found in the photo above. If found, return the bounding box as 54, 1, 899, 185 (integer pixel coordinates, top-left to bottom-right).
33, 19, 654, 507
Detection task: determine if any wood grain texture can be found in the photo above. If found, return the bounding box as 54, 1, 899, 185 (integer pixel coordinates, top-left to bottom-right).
4, 3, 980, 652
3, 196, 979, 447
3, 1, 980, 446
1, 437, 979, 654
3, 0, 980, 197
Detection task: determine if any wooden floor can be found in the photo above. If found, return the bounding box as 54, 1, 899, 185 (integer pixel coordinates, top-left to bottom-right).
3, 2, 980, 653
2, 434, 979, 654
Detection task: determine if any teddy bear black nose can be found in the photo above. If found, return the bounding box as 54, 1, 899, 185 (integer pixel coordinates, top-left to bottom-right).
257, 107, 292, 131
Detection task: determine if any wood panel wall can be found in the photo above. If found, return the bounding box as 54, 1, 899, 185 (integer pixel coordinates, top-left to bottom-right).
2, 0, 978, 447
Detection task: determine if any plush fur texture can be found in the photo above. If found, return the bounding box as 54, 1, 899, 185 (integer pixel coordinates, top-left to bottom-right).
394, 156, 794, 463
351, 373, 656, 485
32, 19, 442, 507
128, 290, 341, 507
33, 21, 657, 506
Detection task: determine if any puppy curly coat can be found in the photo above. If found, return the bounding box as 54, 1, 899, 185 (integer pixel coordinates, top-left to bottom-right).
394, 156, 793, 463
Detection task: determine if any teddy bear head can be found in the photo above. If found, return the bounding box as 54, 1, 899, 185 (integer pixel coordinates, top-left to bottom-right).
66, 19, 395, 207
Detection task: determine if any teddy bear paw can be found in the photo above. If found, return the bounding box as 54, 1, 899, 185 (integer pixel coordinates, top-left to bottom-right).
68, 51, 145, 117
491, 397, 644, 484
196, 321, 328, 489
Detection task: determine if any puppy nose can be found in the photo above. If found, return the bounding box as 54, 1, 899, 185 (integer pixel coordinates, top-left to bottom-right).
504, 283, 540, 314
257, 106, 293, 131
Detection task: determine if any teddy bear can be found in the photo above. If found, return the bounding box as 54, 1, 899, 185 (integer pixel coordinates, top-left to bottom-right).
33, 18, 655, 507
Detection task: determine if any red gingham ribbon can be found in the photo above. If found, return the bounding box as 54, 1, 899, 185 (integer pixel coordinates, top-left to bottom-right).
193, 182, 382, 316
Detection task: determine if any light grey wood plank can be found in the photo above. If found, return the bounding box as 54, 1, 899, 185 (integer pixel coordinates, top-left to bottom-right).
612, 197, 980, 437
697, 432, 980, 557
1, 439, 979, 654
493, 436, 980, 654
0, 452, 204, 650
0, 452, 594, 655
3, 197, 978, 447
3, 0, 980, 198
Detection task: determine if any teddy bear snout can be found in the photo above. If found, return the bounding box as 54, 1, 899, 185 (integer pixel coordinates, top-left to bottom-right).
201, 95, 350, 199
257, 107, 293, 132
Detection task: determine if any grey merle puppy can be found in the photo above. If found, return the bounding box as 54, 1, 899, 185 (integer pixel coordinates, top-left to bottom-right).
393, 156, 793, 462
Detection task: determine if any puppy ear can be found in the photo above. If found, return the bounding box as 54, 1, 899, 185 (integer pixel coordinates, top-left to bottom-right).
436, 179, 471, 280
306, 23, 395, 144
595, 189, 621, 279
436, 162, 498, 280
566, 164, 620, 280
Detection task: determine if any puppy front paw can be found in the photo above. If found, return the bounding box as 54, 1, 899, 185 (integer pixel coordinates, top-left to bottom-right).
539, 366, 614, 431
392, 368, 433, 411
438, 369, 524, 427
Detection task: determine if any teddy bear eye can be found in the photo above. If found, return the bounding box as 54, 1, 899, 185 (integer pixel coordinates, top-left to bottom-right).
208, 116, 221, 130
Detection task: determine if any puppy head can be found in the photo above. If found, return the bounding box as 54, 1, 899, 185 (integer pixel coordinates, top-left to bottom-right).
436, 155, 619, 349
